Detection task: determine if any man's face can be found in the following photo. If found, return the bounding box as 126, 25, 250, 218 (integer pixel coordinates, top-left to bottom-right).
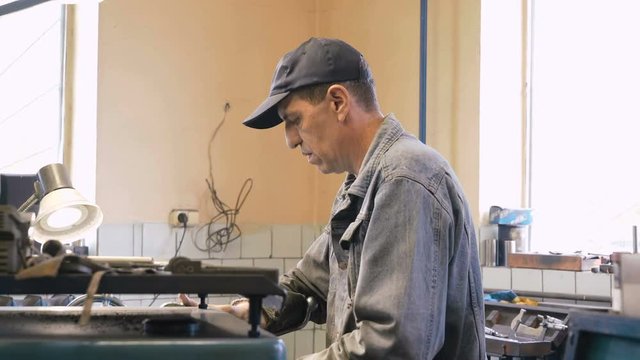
277, 94, 346, 174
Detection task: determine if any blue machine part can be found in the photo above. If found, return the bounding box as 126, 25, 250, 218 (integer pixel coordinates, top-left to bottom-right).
489, 206, 533, 225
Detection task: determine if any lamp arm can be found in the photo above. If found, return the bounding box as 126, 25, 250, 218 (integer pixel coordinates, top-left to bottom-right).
17, 193, 38, 213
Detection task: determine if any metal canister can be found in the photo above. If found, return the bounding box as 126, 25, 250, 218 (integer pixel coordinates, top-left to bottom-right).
485, 239, 497, 267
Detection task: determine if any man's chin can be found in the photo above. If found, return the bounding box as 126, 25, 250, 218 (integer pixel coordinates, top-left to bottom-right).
315, 164, 332, 174
316, 166, 345, 175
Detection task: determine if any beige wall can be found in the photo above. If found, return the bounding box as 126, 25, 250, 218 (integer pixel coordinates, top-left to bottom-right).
426, 0, 481, 223
97, 0, 318, 224
96, 0, 481, 225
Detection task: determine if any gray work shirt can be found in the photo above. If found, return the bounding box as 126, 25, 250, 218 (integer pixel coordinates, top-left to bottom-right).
266, 114, 486, 359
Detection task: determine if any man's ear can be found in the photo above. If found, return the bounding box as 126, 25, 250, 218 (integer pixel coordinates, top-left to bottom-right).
327, 84, 349, 122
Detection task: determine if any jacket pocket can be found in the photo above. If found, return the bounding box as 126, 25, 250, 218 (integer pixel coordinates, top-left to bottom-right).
342, 217, 368, 299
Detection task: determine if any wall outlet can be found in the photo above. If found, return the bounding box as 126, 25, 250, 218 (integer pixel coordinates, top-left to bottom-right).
169, 209, 199, 227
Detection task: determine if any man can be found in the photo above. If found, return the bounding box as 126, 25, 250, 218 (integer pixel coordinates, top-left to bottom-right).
186, 37, 485, 359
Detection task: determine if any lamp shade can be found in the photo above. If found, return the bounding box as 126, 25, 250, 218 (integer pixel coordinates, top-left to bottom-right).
30, 188, 103, 244
18, 163, 104, 244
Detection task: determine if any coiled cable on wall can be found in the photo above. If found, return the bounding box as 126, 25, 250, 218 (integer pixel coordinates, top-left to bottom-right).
193, 102, 253, 254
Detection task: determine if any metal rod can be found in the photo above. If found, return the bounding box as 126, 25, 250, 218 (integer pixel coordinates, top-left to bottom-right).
484, 288, 611, 303
633, 225, 638, 254
0, 0, 51, 16
17, 193, 38, 213
418, 0, 428, 143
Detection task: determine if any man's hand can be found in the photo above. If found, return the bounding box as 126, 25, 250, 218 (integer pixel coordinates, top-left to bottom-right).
178, 294, 266, 327
178, 293, 199, 307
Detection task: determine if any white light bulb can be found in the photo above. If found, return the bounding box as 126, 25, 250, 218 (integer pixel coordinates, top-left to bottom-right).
47, 207, 82, 229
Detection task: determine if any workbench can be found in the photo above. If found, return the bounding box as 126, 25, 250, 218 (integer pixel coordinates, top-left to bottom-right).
0, 267, 287, 359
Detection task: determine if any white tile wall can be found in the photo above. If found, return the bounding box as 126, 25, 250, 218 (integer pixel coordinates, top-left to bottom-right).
482, 266, 613, 302
302, 225, 317, 255
97, 224, 134, 256
141, 223, 174, 260
314, 329, 327, 353
173, 227, 203, 259
221, 258, 253, 267
482, 267, 511, 289
576, 272, 612, 297
254, 258, 285, 276
281, 332, 296, 360
272, 225, 302, 258
241, 226, 272, 258
285, 258, 301, 273
133, 223, 143, 256
201, 259, 222, 267
511, 268, 543, 292
295, 330, 315, 358
542, 270, 576, 294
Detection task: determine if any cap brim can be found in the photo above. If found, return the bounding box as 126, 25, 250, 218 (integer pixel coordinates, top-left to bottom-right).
242, 92, 290, 129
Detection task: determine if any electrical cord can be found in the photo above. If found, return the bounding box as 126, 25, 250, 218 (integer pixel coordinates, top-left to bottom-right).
174, 213, 189, 258
150, 215, 188, 307
193, 102, 253, 254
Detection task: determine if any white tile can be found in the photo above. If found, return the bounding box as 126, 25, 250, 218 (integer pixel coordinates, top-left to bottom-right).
133, 223, 143, 256
273, 224, 302, 258
482, 267, 511, 290
294, 330, 314, 358
141, 223, 174, 260
221, 259, 254, 268
254, 258, 284, 277
303, 320, 315, 330
302, 224, 317, 254
241, 226, 272, 258
285, 258, 301, 274
173, 227, 201, 259
511, 268, 542, 292
201, 259, 222, 267
576, 272, 612, 297
97, 224, 134, 256
313, 329, 327, 353
280, 332, 295, 360
542, 270, 576, 294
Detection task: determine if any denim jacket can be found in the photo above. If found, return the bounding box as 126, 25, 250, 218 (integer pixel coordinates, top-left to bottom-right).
266, 114, 486, 359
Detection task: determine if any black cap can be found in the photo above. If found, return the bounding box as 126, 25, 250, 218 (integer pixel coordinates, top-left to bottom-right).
243, 37, 364, 129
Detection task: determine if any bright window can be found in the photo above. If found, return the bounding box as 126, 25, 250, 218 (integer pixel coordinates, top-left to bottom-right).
528, 0, 640, 254
480, 0, 640, 255
0, 1, 65, 174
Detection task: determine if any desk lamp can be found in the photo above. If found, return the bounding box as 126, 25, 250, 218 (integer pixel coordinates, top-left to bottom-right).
17, 163, 103, 244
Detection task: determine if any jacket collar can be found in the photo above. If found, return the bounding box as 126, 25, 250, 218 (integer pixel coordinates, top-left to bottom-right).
344, 113, 404, 198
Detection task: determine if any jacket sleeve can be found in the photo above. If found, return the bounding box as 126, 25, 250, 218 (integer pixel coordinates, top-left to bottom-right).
301, 176, 452, 359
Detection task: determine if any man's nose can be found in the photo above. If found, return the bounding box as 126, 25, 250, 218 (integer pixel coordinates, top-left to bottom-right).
285, 124, 301, 149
